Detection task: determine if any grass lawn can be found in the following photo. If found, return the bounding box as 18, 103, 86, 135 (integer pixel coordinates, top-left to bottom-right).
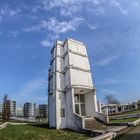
109, 117, 138, 123
0, 124, 89, 140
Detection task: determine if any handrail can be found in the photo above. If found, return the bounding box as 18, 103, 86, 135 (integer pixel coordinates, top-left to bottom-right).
94, 112, 109, 124
73, 113, 84, 129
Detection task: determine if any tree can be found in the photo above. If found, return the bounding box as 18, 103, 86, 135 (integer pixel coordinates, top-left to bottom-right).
2, 94, 10, 120
104, 94, 120, 104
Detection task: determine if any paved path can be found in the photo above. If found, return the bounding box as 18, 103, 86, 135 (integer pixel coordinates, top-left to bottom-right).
115, 126, 140, 140
125, 126, 140, 140
0, 122, 27, 130
0, 123, 8, 129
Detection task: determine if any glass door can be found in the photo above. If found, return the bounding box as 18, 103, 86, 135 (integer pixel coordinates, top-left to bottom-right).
74, 94, 86, 116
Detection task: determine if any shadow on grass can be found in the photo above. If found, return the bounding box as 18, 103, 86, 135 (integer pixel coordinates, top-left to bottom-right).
30, 123, 49, 129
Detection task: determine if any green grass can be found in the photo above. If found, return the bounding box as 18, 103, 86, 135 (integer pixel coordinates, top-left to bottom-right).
0, 124, 89, 140
109, 117, 138, 123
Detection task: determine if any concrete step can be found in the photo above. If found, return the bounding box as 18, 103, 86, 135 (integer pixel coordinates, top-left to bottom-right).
85, 118, 107, 130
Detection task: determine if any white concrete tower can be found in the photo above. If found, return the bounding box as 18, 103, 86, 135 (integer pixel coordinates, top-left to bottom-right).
48, 38, 107, 131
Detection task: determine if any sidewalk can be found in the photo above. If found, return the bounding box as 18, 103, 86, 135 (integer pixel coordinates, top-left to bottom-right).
0, 123, 8, 129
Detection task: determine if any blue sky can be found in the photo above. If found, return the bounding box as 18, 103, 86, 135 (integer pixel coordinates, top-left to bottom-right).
0, 0, 140, 105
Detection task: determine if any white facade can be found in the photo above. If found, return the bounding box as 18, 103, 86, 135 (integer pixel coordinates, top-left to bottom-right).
48, 38, 107, 131
102, 101, 140, 115
0, 104, 2, 118
16, 106, 23, 117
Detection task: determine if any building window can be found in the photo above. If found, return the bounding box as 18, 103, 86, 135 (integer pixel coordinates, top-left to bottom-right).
80, 94, 85, 102
74, 95, 80, 103
75, 104, 79, 114
74, 94, 86, 116
60, 108, 65, 117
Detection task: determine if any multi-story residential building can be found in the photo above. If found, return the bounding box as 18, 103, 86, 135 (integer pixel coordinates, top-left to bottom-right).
0, 104, 3, 118
24, 102, 36, 119
36, 106, 39, 117
48, 38, 108, 131
10, 101, 16, 119
39, 104, 48, 117
16, 106, 23, 117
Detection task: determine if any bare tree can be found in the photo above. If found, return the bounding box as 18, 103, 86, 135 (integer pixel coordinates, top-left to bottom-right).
2, 94, 10, 121
104, 94, 120, 104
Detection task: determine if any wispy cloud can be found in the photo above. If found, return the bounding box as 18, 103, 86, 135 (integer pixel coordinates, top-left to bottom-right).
22, 0, 130, 49
0, 5, 21, 16
17, 78, 47, 98
60, 5, 79, 17
98, 88, 117, 95
132, 2, 139, 7
24, 17, 83, 34
88, 24, 99, 30
41, 39, 52, 48
88, 7, 105, 16
99, 79, 132, 85
24, 17, 83, 47
9, 30, 19, 37
43, 17, 83, 34
39, 0, 100, 10
95, 55, 119, 66
110, 0, 128, 15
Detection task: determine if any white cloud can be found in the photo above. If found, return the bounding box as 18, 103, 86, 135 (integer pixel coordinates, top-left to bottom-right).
24, 17, 83, 34
88, 24, 98, 30
100, 79, 132, 85
38, 0, 101, 18
133, 2, 139, 7
110, 0, 128, 15
60, 6, 79, 17
41, 39, 52, 47
95, 55, 119, 66
43, 17, 83, 34
9, 30, 19, 37
0, 5, 21, 22
23, 16, 83, 48
0, 6, 21, 16
17, 78, 47, 97
88, 7, 105, 16
40, 0, 99, 9
98, 88, 117, 95
40, 17, 83, 47
95, 7, 105, 15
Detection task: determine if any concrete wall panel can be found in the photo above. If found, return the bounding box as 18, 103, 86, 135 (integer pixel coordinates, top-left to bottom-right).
49, 76, 55, 92
56, 92, 66, 129
70, 69, 93, 88
48, 93, 56, 128
56, 73, 65, 90
69, 53, 90, 70
57, 45, 64, 56
56, 57, 64, 72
